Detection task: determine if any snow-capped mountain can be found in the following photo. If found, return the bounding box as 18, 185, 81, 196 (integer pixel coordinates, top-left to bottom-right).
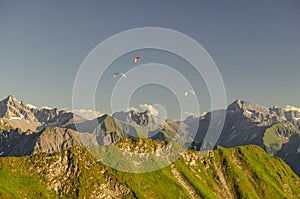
0, 95, 74, 131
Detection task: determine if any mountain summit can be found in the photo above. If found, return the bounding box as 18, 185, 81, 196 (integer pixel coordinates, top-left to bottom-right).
0, 95, 74, 131
0, 95, 35, 120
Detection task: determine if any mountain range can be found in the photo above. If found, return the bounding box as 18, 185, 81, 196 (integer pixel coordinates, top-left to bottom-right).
0, 95, 299, 198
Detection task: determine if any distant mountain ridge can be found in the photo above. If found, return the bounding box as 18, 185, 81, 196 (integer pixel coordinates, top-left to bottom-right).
0, 95, 300, 198
0, 95, 75, 131
0, 95, 299, 176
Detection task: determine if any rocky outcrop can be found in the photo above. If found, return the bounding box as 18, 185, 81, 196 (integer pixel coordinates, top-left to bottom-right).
113, 109, 164, 131
29, 147, 133, 198
0, 127, 94, 157
34, 127, 83, 154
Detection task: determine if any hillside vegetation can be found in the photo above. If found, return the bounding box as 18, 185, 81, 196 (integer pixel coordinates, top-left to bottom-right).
0, 138, 299, 199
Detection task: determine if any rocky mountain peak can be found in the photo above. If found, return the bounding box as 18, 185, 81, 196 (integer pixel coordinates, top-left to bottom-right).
113, 109, 152, 126
0, 96, 75, 131
2, 95, 19, 106
227, 99, 252, 112
0, 95, 30, 119
6, 94, 17, 101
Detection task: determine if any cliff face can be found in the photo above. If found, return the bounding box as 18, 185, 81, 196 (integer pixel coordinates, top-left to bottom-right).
0, 127, 89, 157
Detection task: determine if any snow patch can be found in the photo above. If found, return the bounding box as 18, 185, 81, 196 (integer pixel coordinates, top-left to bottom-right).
139, 104, 159, 116
183, 111, 201, 117
41, 106, 52, 110
200, 112, 207, 117
0, 152, 3, 156
245, 110, 253, 115
10, 114, 24, 120
284, 105, 300, 112
27, 104, 37, 109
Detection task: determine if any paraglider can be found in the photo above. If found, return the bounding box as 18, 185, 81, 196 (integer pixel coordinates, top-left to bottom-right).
184, 90, 195, 96
113, 73, 126, 78
134, 56, 141, 63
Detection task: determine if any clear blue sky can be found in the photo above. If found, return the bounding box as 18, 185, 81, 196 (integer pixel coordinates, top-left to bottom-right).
0, 0, 299, 115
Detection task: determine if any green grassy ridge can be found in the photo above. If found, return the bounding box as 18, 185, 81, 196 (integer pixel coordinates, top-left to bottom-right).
0, 147, 134, 199
30, 147, 135, 198
0, 141, 299, 198
88, 138, 183, 173
172, 145, 300, 198
263, 122, 298, 155
0, 156, 55, 198
69, 115, 300, 177
111, 166, 192, 199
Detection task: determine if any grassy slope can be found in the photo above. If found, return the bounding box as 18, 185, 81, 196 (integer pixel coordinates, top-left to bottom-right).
0, 143, 299, 198
111, 167, 192, 199
0, 157, 55, 199
263, 122, 298, 155
173, 145, 300, 198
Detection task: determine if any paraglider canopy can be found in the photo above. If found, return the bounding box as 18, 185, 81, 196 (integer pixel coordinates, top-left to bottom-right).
113, 72, 126, 78
184, 90, 195, 96
134, 56, 141, 63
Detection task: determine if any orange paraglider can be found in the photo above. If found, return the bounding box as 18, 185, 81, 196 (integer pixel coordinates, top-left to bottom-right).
134, 56, 141, 63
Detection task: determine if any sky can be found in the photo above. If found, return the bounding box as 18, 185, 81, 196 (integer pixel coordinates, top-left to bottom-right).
0, 0, 299, 118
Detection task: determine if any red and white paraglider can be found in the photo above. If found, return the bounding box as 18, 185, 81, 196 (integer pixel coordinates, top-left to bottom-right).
134, 56, 141, 63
